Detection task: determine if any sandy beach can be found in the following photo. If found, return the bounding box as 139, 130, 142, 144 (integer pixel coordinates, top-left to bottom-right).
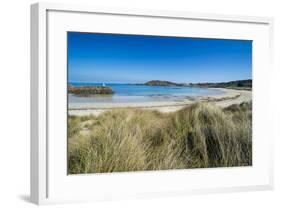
68, 88, 252, 116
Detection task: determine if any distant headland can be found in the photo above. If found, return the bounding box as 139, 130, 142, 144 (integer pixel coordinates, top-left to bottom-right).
144, 79, 252, 90
144, 80, 187, 87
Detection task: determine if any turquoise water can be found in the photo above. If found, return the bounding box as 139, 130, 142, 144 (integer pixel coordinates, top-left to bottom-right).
68, 82, 223, 104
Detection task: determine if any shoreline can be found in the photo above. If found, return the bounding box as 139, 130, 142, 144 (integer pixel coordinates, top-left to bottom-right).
68, 88, 252, 116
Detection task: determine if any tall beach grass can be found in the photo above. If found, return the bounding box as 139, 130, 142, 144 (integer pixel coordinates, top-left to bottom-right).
68, 102, 252, 174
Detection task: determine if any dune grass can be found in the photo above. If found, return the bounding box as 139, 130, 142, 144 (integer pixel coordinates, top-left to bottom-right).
68, 102, 252, 174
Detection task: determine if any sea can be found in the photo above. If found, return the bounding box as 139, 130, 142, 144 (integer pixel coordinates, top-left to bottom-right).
68, 82, 223, 104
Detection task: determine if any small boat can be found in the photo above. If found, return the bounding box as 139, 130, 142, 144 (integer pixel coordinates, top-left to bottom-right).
102, 83, 106, 87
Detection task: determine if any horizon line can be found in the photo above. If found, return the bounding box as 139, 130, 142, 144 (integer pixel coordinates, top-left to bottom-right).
68, 78, 252, 84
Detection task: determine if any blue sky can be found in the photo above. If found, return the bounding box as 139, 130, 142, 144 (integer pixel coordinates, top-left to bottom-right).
68, 32, 252, 83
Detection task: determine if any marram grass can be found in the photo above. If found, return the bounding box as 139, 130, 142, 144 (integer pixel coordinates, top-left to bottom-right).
68, 102, 252, 174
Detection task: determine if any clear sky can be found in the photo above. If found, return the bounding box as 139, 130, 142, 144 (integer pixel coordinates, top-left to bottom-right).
68, 32, 252, 83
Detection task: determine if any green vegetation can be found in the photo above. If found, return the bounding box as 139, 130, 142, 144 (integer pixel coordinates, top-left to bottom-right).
68, 86, 114, 96
189, 79, 252, 90
143, 79, 252, 90
68, 102, 252, 174
145, 80, 185, 86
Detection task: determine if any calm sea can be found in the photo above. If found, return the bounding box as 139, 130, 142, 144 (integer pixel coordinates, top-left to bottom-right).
68, 82, 223, 104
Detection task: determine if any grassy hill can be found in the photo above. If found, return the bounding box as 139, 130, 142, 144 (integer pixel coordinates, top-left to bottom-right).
189, 79, 252, 90
145, 80, 184, 86
144, 79, 252, 90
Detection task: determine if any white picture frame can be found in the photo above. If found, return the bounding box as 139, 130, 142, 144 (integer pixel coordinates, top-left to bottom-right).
30, 2, 274, 205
